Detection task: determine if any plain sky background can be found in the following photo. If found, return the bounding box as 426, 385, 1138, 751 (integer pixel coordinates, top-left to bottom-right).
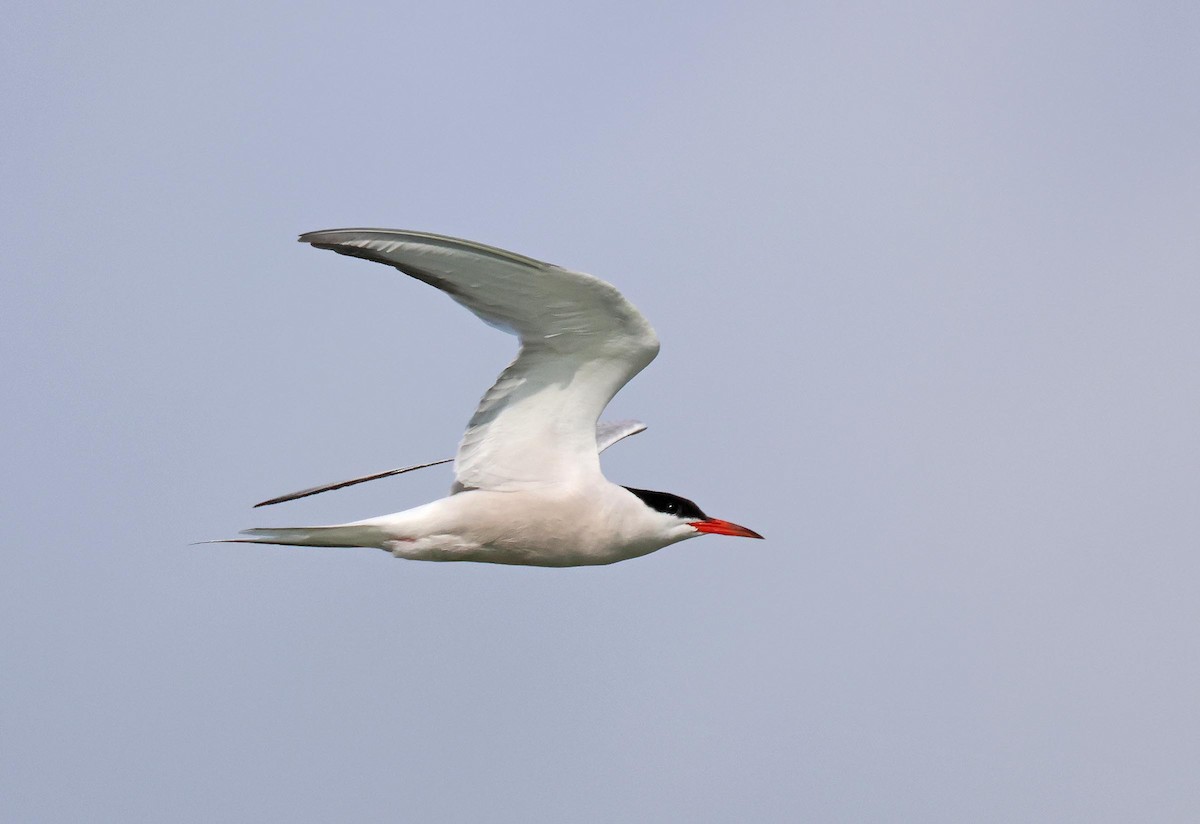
3, 2, 1198, 821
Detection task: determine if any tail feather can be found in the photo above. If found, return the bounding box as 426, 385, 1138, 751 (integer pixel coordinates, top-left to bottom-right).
225, 524, 393, 548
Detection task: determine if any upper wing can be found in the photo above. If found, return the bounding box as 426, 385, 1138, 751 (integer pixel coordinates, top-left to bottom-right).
300, 229, 660, 491
252, 419, 647, 507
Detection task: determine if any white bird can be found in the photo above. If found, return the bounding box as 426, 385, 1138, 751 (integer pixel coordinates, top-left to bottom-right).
218, 229, 762, 566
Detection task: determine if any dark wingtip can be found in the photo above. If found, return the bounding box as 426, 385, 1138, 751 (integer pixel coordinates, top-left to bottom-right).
254, 459, 454, 508
298, 229, 345, 245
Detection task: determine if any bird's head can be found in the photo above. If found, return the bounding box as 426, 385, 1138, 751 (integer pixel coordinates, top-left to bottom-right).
623, 486, 763, 543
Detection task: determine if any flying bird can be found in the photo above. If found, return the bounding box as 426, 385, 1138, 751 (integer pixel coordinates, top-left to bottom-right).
217, 229, 761, 566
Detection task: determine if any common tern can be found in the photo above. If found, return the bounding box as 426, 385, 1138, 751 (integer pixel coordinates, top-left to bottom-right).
217, 229, 762, 566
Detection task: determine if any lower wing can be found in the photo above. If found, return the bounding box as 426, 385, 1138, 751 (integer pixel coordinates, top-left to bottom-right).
253, 419, 647, 508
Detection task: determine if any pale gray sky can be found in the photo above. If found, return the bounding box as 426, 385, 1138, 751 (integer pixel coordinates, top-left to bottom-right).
4, 2, 1199, 821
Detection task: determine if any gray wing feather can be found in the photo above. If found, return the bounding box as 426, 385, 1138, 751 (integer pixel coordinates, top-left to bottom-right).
253, 459, 453, 508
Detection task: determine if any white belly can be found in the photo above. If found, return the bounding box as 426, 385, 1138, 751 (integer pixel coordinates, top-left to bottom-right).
371, 486, 677, 567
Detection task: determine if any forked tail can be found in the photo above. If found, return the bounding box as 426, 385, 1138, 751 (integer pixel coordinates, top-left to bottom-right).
210, 524, 393, 548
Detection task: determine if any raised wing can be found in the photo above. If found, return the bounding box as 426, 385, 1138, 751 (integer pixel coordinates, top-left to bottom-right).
253, 419, 647, 507
300, 230, 660, 491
